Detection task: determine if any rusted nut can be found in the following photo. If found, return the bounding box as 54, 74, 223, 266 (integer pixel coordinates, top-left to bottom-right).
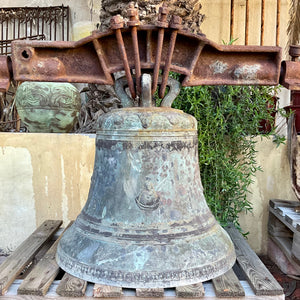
157, 4, 169, 28
289, 45, 300, 61
110, 15, 125, 30
127, 2, 140, 27
169, 15, 182, 30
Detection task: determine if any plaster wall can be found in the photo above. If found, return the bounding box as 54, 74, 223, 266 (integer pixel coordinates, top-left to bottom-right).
239, 136, 297, 254
0, 133, 296, 255
0, 133, 95, 254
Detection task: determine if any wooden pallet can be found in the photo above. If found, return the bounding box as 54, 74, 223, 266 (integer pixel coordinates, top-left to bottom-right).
0, 220, 284, 299
268, 199, 300, 271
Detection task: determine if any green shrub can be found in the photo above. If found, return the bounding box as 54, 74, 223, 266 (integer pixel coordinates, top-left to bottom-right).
171, 84, 283, 229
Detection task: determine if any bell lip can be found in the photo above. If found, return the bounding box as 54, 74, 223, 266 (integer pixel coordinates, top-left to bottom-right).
56, 243, 236, 288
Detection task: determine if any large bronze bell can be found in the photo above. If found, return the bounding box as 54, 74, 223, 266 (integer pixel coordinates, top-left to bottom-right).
56, 75, 236, 288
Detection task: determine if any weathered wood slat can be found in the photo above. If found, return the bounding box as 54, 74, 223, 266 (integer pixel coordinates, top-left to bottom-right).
136, 288, 164, 297
269, 207, 296, 233
225, 225, 283, 296
0, 220, 62, 295
268, 213, 293, 238
269, 199, 300, 270
93, 284, 123, 298
269, 235, 300, 273
212, 268, 245, 297
175, 283, 204, 298
16, 239, 56, 280
285, 211, 300, 228
269, 199, 300, 209
56, 273, 87, 297
17, 222, 73, 296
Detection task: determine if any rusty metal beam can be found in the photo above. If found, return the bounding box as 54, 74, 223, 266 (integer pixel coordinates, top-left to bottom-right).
3, 26, 281, 93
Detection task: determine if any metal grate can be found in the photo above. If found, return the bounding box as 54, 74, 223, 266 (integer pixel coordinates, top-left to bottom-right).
0, 5, 69, 55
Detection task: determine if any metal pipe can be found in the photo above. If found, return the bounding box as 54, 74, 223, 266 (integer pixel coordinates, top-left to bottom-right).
37, 15, 39, 38
66, 6, 69, 41
152, 3, 169, 95
1, 22, 3, 55
152, 28, 164, 95
111, 15, 136, 99
159, 15, 182, 99
61, 5, 64, 41
54, 10, 57, 40
6, 19, 8, 54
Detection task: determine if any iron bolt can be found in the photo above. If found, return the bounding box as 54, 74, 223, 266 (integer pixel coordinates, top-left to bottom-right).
157, 3, 169, 28
127, 2, 140, 27
169, 15, 182, 30
110, 15, 125, 30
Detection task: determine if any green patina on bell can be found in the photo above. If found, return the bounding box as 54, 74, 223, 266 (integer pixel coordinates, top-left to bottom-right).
15, 81, 81, 133
56, 75, 236, 288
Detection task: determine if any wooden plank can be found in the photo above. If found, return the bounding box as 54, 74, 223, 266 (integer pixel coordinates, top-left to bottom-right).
212, 268, 245, 297
56, 273, 87, 297
136, 288, 164, 297
17, 239, 55, 280
17, 222, 73, 296
270, 236, 300, 273
269, 207, 296, 233
175, 283, 204, 298
225, 225, 284, 296
268, 213, 293, 238
269, 199, 299, 209
269, 236, 293, 259
2, 280, 285, 300
285, 211, 300, 228
93, 284, 123, 298
0, 220, 62, 295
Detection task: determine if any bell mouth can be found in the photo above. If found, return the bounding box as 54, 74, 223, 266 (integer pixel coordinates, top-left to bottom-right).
56, 221, 236, 288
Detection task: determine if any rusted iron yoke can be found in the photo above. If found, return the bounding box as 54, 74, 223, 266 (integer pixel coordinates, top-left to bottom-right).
0, 4, 299, 94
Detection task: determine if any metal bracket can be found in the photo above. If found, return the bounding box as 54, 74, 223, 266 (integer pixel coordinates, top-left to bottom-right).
115, 75, 180, 108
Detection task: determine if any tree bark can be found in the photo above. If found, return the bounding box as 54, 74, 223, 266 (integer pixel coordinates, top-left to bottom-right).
100, 0, 204, 34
